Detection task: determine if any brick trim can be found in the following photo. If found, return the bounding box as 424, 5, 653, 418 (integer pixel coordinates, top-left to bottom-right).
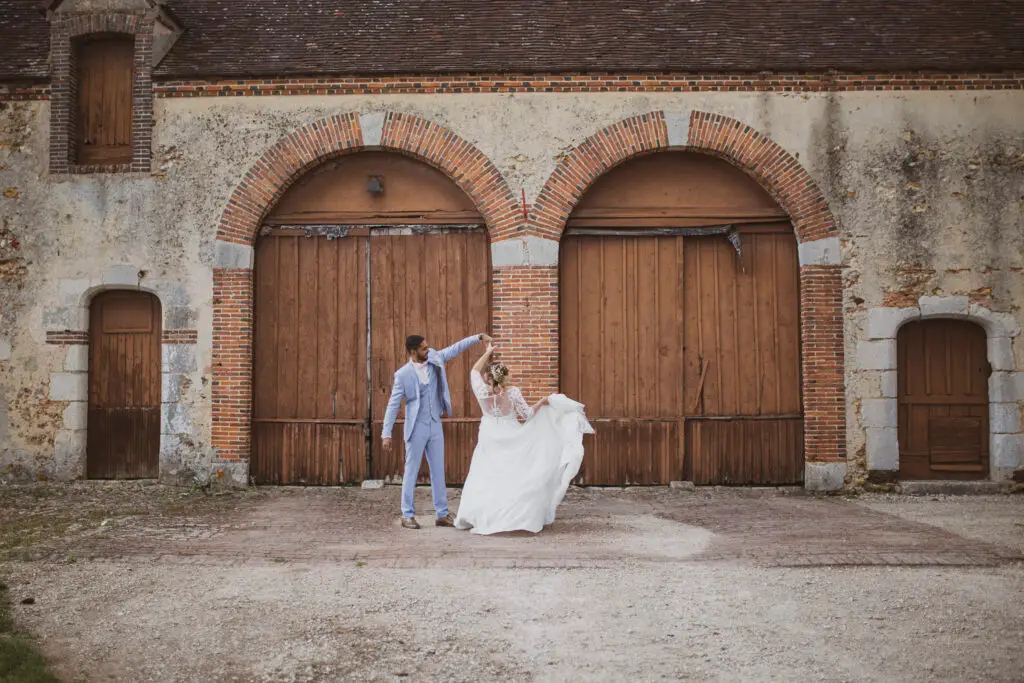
162, 330, 198, 344
47, 12, 153, 174
8, 71, 1022, 103
492, 266, 559, 403
153, 71, 1024, 95
531, 112, 670, 240
211, 111, 519, 461
45, 330, 88, 345
215, 112, 519, 245
530, 110, 846, 466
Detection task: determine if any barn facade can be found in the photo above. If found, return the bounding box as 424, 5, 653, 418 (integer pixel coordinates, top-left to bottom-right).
1, 0, 1022, 490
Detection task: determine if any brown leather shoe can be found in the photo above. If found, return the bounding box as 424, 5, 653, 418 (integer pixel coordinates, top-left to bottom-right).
435, 513, 456, 527
401, 517, 421, 529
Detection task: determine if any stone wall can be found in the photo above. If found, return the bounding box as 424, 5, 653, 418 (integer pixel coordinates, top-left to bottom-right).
0, 87, 1021, 486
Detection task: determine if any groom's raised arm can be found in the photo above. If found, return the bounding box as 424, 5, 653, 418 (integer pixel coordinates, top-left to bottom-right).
381, 374, 404, 439
438, 333, 489, 363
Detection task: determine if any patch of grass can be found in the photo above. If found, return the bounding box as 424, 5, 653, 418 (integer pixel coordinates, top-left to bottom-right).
0, 582, 60, 683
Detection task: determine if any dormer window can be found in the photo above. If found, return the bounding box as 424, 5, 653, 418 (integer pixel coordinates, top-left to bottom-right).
45, 5, 181, 175
74, 35, 134, 166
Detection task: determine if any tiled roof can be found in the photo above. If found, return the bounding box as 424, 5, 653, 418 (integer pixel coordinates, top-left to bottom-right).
2, 0, 1023, 81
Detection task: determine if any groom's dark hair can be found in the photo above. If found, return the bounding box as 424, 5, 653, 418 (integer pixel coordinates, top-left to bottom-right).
405, 335, 425, 353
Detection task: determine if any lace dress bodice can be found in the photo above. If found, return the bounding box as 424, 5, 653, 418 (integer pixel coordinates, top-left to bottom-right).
471, 371, 532, 421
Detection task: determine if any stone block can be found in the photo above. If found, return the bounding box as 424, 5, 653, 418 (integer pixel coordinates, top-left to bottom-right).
491, 237, 560, 267
103, 264, 141, 286
164, 306, 197, 329
43, 306, 87, 330
969, 304, 1021, 338
856, 339, 897, 371
797, 236, 841, 266
214, 240, 254, 269
49, 372, 88, 401
162, 373, 183, 403
162, 343, 197, 373
804, 461, 847, 492
58, 278, 92, 306
866, 307, 919, 340
992, 433, 1022, 469
989, 372, 1024, 404
664, 111, 691, 147
210, 459, 250, 487
63, 345, 89, 372
987, 336, 1015, 372
866, 427, 899, 470
879, 370, 898, 398
522, 236, 559, 266
0, 338, 10, 362
361, 479, 385, 490
53, 429, 86, 477
138, 282, 185, 308
669, 480, 696, 491
360, 111, 386, 147
918, 295, 969, 318
862, 398, 897, 429
991, 403, 1022, 435
162, 402, 194, 435
62, 401, 88, 430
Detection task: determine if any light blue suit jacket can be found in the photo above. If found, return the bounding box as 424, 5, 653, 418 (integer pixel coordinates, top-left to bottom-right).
381, 335, 482, 441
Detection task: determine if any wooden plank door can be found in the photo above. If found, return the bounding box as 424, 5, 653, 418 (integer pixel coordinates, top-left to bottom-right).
683, 228, 803, 485
560, 226, 802, 486
369, 229, 491, 484
898, 319, 989, 480
560, 235, 687, 484
76, 37, 134, 165
87, 291, 161, 479
252, 233, 368, 484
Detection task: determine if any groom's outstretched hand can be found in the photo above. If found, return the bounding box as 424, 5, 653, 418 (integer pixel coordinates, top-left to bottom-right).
478, 333, 493, 343
382, 438, 393, 453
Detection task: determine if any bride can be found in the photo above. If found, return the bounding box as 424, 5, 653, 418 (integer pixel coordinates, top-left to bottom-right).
454, 343, 594, 535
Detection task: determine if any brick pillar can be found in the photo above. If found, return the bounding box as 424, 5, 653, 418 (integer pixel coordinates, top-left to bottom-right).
799, 264, 846, 463
211, 268, 253, 461
130, 20, 154, 173
492, 266, 560, 402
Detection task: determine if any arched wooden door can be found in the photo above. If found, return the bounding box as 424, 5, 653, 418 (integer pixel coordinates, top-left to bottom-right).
560, 153, 803, 485
251, 152, 490, 485
87, 291, 162, 479
898, 319, 990, 480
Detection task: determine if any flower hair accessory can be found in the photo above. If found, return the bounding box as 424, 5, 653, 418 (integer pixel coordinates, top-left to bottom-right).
488, 361, 510, 388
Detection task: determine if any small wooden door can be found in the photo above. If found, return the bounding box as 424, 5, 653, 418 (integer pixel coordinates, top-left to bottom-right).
898, 319, 990, 480
87, 291, 161, 479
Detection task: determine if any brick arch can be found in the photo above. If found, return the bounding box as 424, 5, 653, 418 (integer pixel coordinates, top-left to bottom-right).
216, 112, 520, 246
530, 110, 847, 488
530, 111, 839, 244
211, 112, 520, 464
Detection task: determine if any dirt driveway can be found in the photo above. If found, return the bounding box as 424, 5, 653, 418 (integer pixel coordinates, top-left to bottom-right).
2, 483, 1023, 682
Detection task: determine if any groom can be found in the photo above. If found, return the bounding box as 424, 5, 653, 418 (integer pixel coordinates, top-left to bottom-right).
382, 332, 491, 529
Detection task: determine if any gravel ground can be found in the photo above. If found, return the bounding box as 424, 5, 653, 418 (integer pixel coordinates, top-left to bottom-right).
1, 484, 1022, 682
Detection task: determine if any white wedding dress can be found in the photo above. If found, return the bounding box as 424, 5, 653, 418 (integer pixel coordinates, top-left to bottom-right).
454, 370, 595, 535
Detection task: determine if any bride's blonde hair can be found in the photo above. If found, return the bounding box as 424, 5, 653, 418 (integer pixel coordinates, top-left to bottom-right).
487, 361, 510, 388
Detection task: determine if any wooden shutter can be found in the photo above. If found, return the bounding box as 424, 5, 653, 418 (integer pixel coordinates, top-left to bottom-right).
76, 36, 134, 165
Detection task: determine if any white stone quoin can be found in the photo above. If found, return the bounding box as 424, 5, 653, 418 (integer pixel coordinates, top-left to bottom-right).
858, 298, 1022, 478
